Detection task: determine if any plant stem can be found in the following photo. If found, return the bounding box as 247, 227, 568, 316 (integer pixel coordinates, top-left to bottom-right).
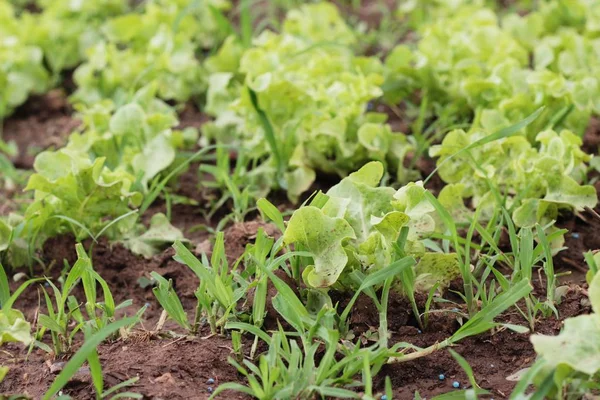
191, 299, 202, 335
387, 339, 452, 364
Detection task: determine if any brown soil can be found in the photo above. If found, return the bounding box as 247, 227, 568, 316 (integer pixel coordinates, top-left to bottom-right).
333, 0, 398, 29
177, 103, 211, 132
384, 287, 588, 399
583, 117, 600, 154
2, 90, 80, 169
1, 336, 247, 400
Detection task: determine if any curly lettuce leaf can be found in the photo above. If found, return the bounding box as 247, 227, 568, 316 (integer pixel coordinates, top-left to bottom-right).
324, 162, 396, 242
284, 162, 436, 288
23, 152, 141, 246
414, 253, 461, 293
431, 128, 596, 228
283, 206, 356, 288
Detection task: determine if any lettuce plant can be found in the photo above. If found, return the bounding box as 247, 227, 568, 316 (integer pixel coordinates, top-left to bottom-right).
203, 3, 413, 201
22, 150, 142, 248
103, 0, 231, 50
70, 84, 198, 190
0, 2, 49, 118
283, 161, 459, 289
430, 127, 597, 228
21, 0, 130, 77
70, 0, 230, 106
384, 2, 597, 139
502, 0, 600, 40
2, 85, 195, 267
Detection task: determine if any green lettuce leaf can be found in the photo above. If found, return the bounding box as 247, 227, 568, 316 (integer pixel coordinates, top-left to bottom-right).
0, 309, 32, 346
283, 206, 356, 288
284, 162, 436, 288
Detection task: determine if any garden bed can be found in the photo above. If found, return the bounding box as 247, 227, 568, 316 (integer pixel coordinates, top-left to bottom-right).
2, 1, 600, 399
0, 96, 596, 399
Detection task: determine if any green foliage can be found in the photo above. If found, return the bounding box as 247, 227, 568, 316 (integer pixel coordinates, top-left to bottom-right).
0, 1, 49, 118
0, 85, 200, 266
160, 236, 241, 334
0, 308, 32, 346
217, 316, 393, 399
199, 146, 257, 227
0, 365, 7, 384
284, 206, 356, 288
203, 3, 413, 201
0, 261, 42, 347
430, 128, 596, 228
1, 2, 599, 398
283, 161, 458, 289
37, 244, 128, 354
43, 316, 139, 400
21, 152, 141, 249
386, 1, 600, 139
71, 0, 231, 106
122, 213, 187, 258
22, 0, 130, 76
71, 85, 199, 190
151, 271, 191, 331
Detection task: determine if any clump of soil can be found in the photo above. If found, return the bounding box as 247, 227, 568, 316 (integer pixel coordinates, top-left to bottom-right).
2, 91, 80, 169
583, 116, 600, 155
556, 205, 600, 279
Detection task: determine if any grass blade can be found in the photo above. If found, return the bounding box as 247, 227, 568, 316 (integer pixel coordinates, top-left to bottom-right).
141, 145, 225, 215
225, 321, 272, 344
248, 89, 283, 184
0, 263, 10, 306
452, 279, 532, 342
257, 198, 285, 233
44, 317, 137, 399
96, 209, 139, 239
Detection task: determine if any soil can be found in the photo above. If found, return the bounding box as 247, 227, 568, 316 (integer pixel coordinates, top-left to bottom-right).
2, 90, 80, 169
583, 117, 600, 155
1, 336, 247, 400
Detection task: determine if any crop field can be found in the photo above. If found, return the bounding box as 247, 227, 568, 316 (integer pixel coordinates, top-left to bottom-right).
1, 0, 600, 399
